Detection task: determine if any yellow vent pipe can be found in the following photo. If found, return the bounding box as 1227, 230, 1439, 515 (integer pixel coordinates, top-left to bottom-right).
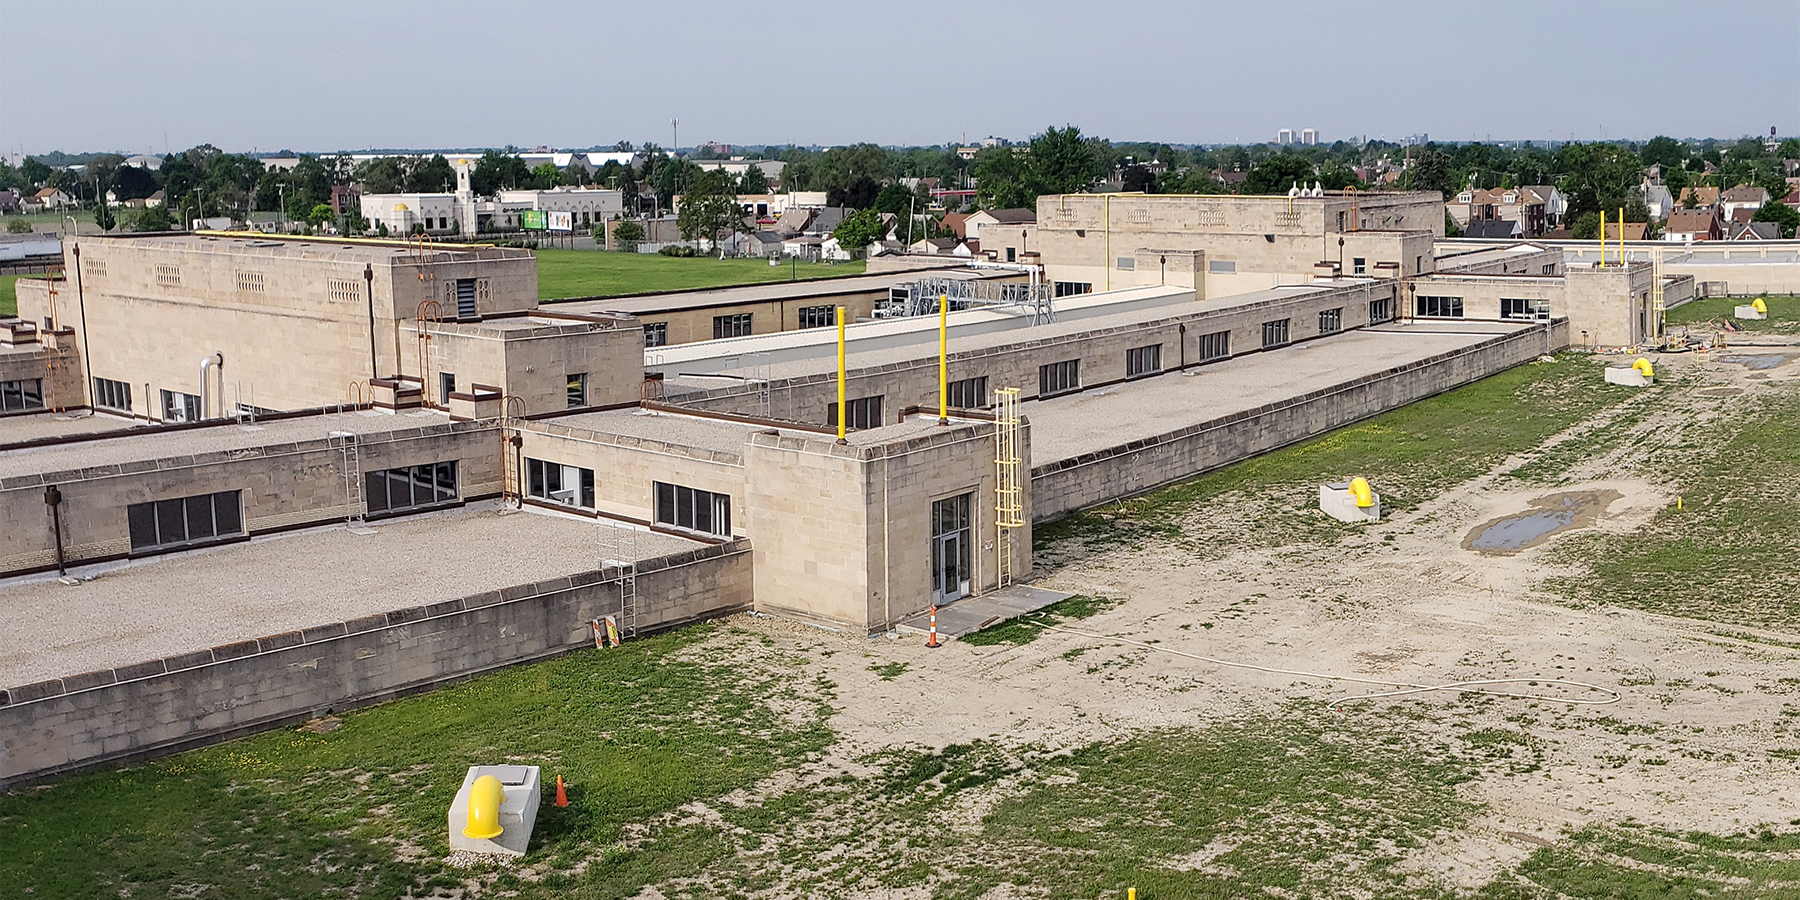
462, 775, 505, 840
1348, 477, 1374, 508
1752, 297, 1768, 314
1632, 358, 1654, 378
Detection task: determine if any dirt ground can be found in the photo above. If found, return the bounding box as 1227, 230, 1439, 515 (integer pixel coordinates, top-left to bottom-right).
682, 343, 1800, 895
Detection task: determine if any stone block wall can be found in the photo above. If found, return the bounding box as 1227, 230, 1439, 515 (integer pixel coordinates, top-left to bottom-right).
0, 540, 752, 787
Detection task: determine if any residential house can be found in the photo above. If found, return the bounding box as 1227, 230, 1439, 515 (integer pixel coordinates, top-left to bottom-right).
1719, 185, 1768, 220
744, 231, 785, 258
963, 207, 1035, 243
1456, 186, 1551, 236
330, 184, 362, 216
908, 237, 973, 257
144, 190, 165, 209
1641, 182, 1675, 220
1524, 186, 1567, 229
29, 188, 73, 211
1619, 222, 1650, 242
781, 234, 824, 260
0, 188, 18, 214
1676, 185, 1720, 208
1662, 207, 1723, 242
941, 211, 970, 240
1729, 221, 1781, 241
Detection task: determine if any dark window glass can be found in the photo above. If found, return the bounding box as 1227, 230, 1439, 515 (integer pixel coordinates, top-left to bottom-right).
712, 313, 753, 339
126, 491, 243, 552
1199, 330, 1230, 362
1126, 345, 1161, 378
643, 322, 668, 347
1038, 359, 1080, 396
654, 482, 732, 536
127, 502, 157, 549
827, 396, 884, 430
567, 373, 587, 408
946, 376, 989, 409
1262, 319, 1290, 348
1319, 308, 1342, 334
212, 493, 241, 536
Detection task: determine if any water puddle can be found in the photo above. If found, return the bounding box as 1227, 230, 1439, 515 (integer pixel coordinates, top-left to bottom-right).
1463, 490, 1622, 555
1719, 354, 1790, 371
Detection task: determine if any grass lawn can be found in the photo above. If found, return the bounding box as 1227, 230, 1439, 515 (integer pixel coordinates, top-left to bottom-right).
535, 249, 866, 300
1665, 294, 1800, 335
0, 275, 18, 317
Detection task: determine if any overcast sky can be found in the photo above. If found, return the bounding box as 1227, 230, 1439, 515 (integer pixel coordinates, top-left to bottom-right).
3, 0, 1796, 157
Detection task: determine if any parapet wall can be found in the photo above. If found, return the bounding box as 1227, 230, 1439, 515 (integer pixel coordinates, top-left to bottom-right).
1029, 321, 1568, 521
0, 540, 752, 787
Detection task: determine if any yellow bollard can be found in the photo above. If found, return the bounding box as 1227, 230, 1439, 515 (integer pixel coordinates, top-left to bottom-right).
462, 774, 505, 839
1677, 496, 1683, 511
1128, 889, 1137, 900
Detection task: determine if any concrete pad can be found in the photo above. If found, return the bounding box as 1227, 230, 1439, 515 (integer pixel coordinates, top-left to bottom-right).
898, 585, 1075, 638
448, 764, 541, 858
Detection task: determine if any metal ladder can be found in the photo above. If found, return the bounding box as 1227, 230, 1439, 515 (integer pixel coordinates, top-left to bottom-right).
993, 387, 1024, 591
601, 524, 639, 639
332, 431, 366, 526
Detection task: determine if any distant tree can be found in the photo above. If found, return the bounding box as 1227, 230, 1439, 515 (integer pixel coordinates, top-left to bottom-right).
354, 156, 408, 194
1569, 210, 1601, 239
20, 158, 51, 186
1154, 167, 1222, 194
973, 147, 1031, 210
1120, 164, 1154, 192
737, 164, 769, 195
111, 163, 157, 201
1555, 142, 1643, 221
831, 207, 886, 250
93, 195, 116, 232
7, 218, 34, 234
1245, 153, 1316, 194
1778, 138, 1800, 160
828, 175, 880, 209
413, 154, 457, 193
1443, 211, 1463, 238
1027, 125, 1104, 197
1317, 163, 1361, 191
307, 203, 335, 227
611, 219, 645, 251
1401, 148, 1457, 198
872, 182, 913, 216
470, 150, 530, 194
1641, 136, 1685, 169
128, 204, 172, 232
376, 220, 390, 237
676, 169, 747, 247
528, 162, 562, 190
1754, 202, 1799, 239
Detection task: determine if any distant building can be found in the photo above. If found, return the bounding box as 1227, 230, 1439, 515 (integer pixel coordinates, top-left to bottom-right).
1663, 207, 1723, 242
1300, 128, 1318, 146
1719, 185, 1768, 220
1277, 129, 1294, 145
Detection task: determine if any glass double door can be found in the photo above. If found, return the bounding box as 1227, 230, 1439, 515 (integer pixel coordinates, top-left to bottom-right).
931, 493, 973, 604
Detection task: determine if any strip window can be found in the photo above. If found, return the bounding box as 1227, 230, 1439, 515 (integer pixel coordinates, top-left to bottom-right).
1415, 295, 1465, 318
1368, 297, 1393, 324
946, 376, 989, 410
93, 377, 132, 412
1261, 318, 1291, 348
365, 462, 459, 516
798, 305, 836, 329
1052, 281, 1092, 298
1318, 307, 1343, 335
655, 482, 732, 537
1198, 330, 1230, 362
1501, 297, 1550, 321
126, 490, 243, 552
713, 313, 753, 339
828, 395, 885, 430
643, 322, 669, 347
567, 372, 588, 408
1126, 344, 1162, 378
1039, 359, 1080, 397
1, 378, 44, 412
161, 389, 201, 423
526, 458, 596, 509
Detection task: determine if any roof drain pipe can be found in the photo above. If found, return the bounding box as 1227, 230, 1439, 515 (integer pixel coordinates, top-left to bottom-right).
200, 352, 224, 420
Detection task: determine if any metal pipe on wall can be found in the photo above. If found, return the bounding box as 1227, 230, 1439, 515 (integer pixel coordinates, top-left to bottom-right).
835, 307, 847, 443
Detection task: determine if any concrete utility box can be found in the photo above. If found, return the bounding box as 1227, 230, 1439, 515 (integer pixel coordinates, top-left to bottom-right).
1604, 365, 1654, 387
1319, 480, 1380, 523
448, 764, 541, 857
1734, 305, 1767, 320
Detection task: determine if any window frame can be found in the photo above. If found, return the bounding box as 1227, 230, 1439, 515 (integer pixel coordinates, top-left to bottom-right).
364, 461, 460, 518
712, 313, 754, 339
0, 378, 45, 412
1198, 330, 1230, 363
567, 372, 588, 408
1261, 318, 1291, 349
1368, 297, 1393, 324
1501, 297, 1550, 321
643, 322, 669, 347
654, 481, 733, 537
1125, 344, 1162, 379
160, 389, 201, 423
92, 376, 132, 412
827, 395, 885, 430
1415, 295, 1465, 318
797, 305, 836, 329
945, 376, 990, 410
1318, 307, 1343, 335
1038, 359, 1081, 397
126, 490, 244, 553
525, 457, 596, 510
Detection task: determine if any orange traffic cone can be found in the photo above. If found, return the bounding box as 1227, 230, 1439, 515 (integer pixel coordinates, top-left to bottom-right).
554, 775, 569, 808
925, 605, 941, 648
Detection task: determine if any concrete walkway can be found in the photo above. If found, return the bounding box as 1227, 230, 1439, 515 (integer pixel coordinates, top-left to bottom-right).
897, 585, 1074, 639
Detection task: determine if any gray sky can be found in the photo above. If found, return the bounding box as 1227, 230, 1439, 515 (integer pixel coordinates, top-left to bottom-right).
3, 0, 1796, 156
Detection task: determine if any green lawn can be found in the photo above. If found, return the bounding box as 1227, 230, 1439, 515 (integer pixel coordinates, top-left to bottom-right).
534, 249, 866, 300
1665, 294, 1800, 335
0, 275, 18, 317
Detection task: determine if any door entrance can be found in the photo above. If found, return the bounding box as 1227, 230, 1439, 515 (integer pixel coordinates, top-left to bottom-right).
931, 493, 973, 604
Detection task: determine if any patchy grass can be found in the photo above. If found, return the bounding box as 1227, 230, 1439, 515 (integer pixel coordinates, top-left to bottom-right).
1665, 294, 1800, 335
1480, 823, 1800, 899
1036, 355, 1637, 558
961, 594, 1118, 647
1548, 386, 1800, 629
869, 661, 909, 680
0, 624, 833, 900
0, 275, 17, 317
534, 249, 865, 300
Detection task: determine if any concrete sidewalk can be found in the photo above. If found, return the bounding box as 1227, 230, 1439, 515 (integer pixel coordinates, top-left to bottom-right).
897, 585, 1074, 639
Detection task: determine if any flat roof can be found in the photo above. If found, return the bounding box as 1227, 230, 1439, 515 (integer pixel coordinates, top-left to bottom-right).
0, 411, 138, 444
546, 267, 1002, 316
82, 232, 532, 266
0, 504, 703, 686
0, 408, 457, 481
1026, 321, 1535, 466
537, 406, 963, 456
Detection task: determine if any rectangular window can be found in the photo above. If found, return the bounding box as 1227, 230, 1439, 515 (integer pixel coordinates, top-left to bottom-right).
525, 457, 596, 509
364, 461, 459, 516
713, 313, 753, 339
1318, 307, 1343, 335
1126, 344, 1162, 378
1352, 257, 1366, 275
126, 490, 242, 552
1208, 259, 1237, 274
1415, 295, 1465, 318
1262, 319, 1291, 348
1038, 359, 1080, 397
827, 395, 885, 430
1115, 257, 1135, 270
1198, 330, 1230, 362
643, 322, 668, 347
1337, 211, 1346, 231
946, 376, 989, 410
567, 372, 588, 408
1501, 297, 1551, 321
1542, 264, 1556, 275
1006, 247, 1017, 262
439, 372, 455, 406
93, 377, 132, 412
654, 482, 732, 537
1052, 281, 1093, 298
797, 305, 836, 329
161, 389, 201, 423
1, 378, 44, 412
455, 278, 477, 318
1368, 297, 1393, 324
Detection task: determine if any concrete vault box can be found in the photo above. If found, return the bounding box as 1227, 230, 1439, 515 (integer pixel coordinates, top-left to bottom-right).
1603, 365, 1653, 387
449, 764, 541, 857
1319, 481, 1380, 523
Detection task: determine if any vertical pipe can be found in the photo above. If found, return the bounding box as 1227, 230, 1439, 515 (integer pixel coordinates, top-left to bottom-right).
45, 486, 65, 576
938, 294, 949, 425
1103, 195, 1111, 292
1598, 210, 1605, 267
1618, 206, 1625, 265
835, 306, 846, 443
